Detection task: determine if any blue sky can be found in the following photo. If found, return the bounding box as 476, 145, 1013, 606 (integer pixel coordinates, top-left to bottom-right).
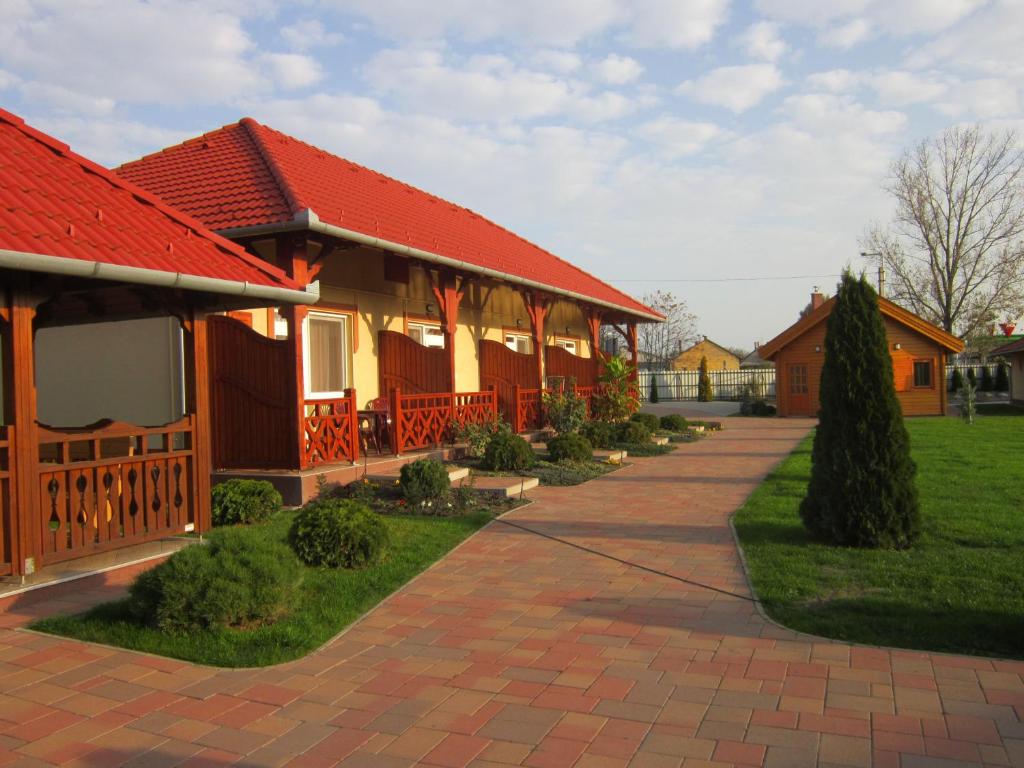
2, 0, 1021, 347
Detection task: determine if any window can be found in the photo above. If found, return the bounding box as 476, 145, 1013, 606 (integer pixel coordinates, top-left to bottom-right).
554, 338, 578, 355
789, 364, 808, 394
408, 321, 445, 349
913, 360, 933, 388
505, 333, 531, 354
303, 312, 351, 397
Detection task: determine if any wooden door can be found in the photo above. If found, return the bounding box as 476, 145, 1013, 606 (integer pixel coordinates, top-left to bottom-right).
787, 363, 810, 415
479, 339, 536, 424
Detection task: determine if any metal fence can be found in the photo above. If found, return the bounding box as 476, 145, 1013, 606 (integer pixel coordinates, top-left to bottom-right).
639, 369, 776, 402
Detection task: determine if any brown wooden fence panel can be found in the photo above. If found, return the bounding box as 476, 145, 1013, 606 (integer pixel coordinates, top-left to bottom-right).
479, 340, 537, 424
378, 330, 451, 395
545, 345, 597, 387
0, 426, 11, 576
208, 315, 292, 469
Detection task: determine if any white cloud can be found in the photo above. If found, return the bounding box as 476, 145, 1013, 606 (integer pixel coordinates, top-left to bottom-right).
593, 54, 643, 85
624, 0, 730, 49
262, 53, 324, 89
806, 69, 863, 93
637, 118, 721, 157
27, 116, 193, 167
906, 0, 1024, 78
935, 78, 1021, 119
678, 64, 784, 113
780, 93, 906, 136
0, 1, 264, 105
869, 70, 947, 106
738, 21, 787, 61
18, 82, 116, 117
755, 0, 983, 37
530, 50, 582, 74
0, 69, 21, 90
819, 18, 872, 48
280, 19, 344, 51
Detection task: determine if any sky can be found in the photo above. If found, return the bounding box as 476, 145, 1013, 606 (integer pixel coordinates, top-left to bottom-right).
2, 0, 1022, 349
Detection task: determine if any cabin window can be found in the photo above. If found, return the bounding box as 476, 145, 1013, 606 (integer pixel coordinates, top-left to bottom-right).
554, 337, 578, 355
789, 364, 809, 394
505, 332, 532, 354
913, 360, 933, 388
408, 321, 445, 349
304, 312, 351, 397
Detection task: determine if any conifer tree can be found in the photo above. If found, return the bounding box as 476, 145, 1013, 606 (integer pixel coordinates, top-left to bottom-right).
950, 367, 964, 392
981, 365, 994, 391
697, 356, 713, 402
967, 367, 977, 389
799, 272, 920, 549
995, 361, 1010, 392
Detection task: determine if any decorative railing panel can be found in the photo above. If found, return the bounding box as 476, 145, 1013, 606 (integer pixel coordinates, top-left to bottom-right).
514, 387, 549, 433
302, 390, 359, 468
0, 426, 12, 576
391, 389, 497, 453
36, 419, 195, 565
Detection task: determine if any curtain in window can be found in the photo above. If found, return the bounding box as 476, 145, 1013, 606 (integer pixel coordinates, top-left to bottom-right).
309, 316, 344, 393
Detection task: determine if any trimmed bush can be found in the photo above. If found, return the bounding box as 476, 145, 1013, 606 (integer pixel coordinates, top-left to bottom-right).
542, 387, 587, 435
981, 365, 994, 391
211, 479, 282, 526
800, 272, 919, 549
615, 420, 651, 444
547, 433, 594, 463
752, 401, 776, 416
996, 361, 1009, 392
950, 367, 964, 392
697, 356, 713, 402
128, 527, 301, 633
659, 414, 688, 432
289, 499, 389, 569
649, 375, 659, 403
482, 430, 535, 471
630, 412, 660, 432
581, 420, 614, 450
967, 367, 978, 388
399, 458, 450, 505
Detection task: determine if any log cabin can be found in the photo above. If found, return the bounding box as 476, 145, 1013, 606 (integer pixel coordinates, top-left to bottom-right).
0, 109, 313, 576
117, 119, 661, 502
760, 291, 964, 417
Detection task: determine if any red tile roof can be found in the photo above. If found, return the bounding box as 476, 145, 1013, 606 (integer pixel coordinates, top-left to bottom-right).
117, 118, 660, 320
0, 108, 301, 294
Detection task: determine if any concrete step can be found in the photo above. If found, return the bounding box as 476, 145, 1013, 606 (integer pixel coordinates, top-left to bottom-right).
594, 448, 627, 462
651, 436, 669, 446
367, 465, 470, 485
460, 475, 539, 499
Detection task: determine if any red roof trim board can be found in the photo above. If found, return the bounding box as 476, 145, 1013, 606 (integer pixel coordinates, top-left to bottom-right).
990, 337, 1024, 356
0, 108, 309, 301
117, 118, 661, 321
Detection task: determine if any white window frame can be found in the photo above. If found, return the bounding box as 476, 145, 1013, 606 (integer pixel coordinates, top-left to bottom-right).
408, 320, 445, 349
505, 332, 532, 354
303, 311, 352, 399
554, 337, 578, 355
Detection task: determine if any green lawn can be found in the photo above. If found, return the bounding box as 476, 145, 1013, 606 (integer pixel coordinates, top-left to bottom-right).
734, 413, 1024, 659
33, 511, 490, 667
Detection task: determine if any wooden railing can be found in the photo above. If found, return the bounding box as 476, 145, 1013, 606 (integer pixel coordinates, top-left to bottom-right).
391, 388, 498, 453
0, 426, 12, 576
302, 390, 359, 468
36, 418, 196, 566
514, 386, 548, 433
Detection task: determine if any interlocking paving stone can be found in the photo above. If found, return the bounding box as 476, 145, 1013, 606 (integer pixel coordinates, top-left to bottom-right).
2, 416, 1023, 765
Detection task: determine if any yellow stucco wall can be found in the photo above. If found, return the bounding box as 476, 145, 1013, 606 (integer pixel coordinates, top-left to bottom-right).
234, 244, 596, 403
671, 339, 740, 371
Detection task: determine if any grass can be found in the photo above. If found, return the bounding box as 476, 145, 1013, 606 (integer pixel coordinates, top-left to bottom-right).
32, 510, 491, 667
734, 413, 1024, 659
613, 442, 676, 457
460, 456, 621, 486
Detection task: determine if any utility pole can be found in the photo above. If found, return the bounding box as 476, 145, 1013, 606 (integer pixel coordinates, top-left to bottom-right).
860, 251, 884, 297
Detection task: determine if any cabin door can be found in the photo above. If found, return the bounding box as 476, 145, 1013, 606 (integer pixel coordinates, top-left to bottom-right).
787, 363, 810, 415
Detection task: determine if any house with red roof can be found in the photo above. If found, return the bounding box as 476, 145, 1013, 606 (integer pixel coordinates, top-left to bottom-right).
989, 336, 1024, 404
0, 109, 314, 576
118, 118, 659, 500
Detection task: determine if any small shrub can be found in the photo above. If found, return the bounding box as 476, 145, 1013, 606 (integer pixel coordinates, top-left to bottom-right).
649, 376, 659, 403
697, 356, 714, 402
542, 385, 587, 434
615, 420, 651, 444
630, 412, 660, 432
950, 367, 964, 392
547, 433, 594, 463
210, 479, 282, 526
659, 414, 688, 432
981, 365, 994, 391
399, 459, 450, 504
289, 499, 389, 568
128, 527, 301, 633
482, 431, 535, 471
581, 420, 614, 450
967, 367, 978, 388
995, 361, 1009, 392
753, 401, 777, 416
345, 477, 379, 505
453, 420, 512, 458
592, 356, 639, 422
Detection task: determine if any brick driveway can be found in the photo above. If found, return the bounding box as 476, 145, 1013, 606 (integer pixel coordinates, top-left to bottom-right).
2, 417, 1023, 767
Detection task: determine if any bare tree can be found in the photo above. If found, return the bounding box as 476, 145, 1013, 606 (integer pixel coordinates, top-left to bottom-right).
636, 290, 699, 367
863, 125, 1024, 338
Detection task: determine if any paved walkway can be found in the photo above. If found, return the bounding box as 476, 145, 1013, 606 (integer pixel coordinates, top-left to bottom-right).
2, 417, 1023, 767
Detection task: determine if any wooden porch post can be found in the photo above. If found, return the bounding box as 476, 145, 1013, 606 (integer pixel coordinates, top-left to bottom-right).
280, 234, 309, 470
429, 269, 467, 392
185, 309, 213, 533
627, 321, 639, 380
585, 307, 603, 380
8, 277, 40, 575
521, 290, 551, 390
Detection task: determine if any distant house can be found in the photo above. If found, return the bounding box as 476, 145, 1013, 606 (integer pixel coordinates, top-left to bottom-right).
740, 343, 774, 369
671, 337, 740, 371
760, 291, 964, 417
990, 337, 1024, 404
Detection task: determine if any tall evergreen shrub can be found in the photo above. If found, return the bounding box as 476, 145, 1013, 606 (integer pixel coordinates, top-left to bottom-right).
950, 367, 964, 392
697, 356, 713, 402
967, 367, 977, 389
981, 365, 994, 391
649, 375, 660, 403
799, 272, 919, 549
995, 361, 1009, 392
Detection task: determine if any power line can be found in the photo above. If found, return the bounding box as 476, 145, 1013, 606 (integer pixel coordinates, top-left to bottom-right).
609, 273, 843, 283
